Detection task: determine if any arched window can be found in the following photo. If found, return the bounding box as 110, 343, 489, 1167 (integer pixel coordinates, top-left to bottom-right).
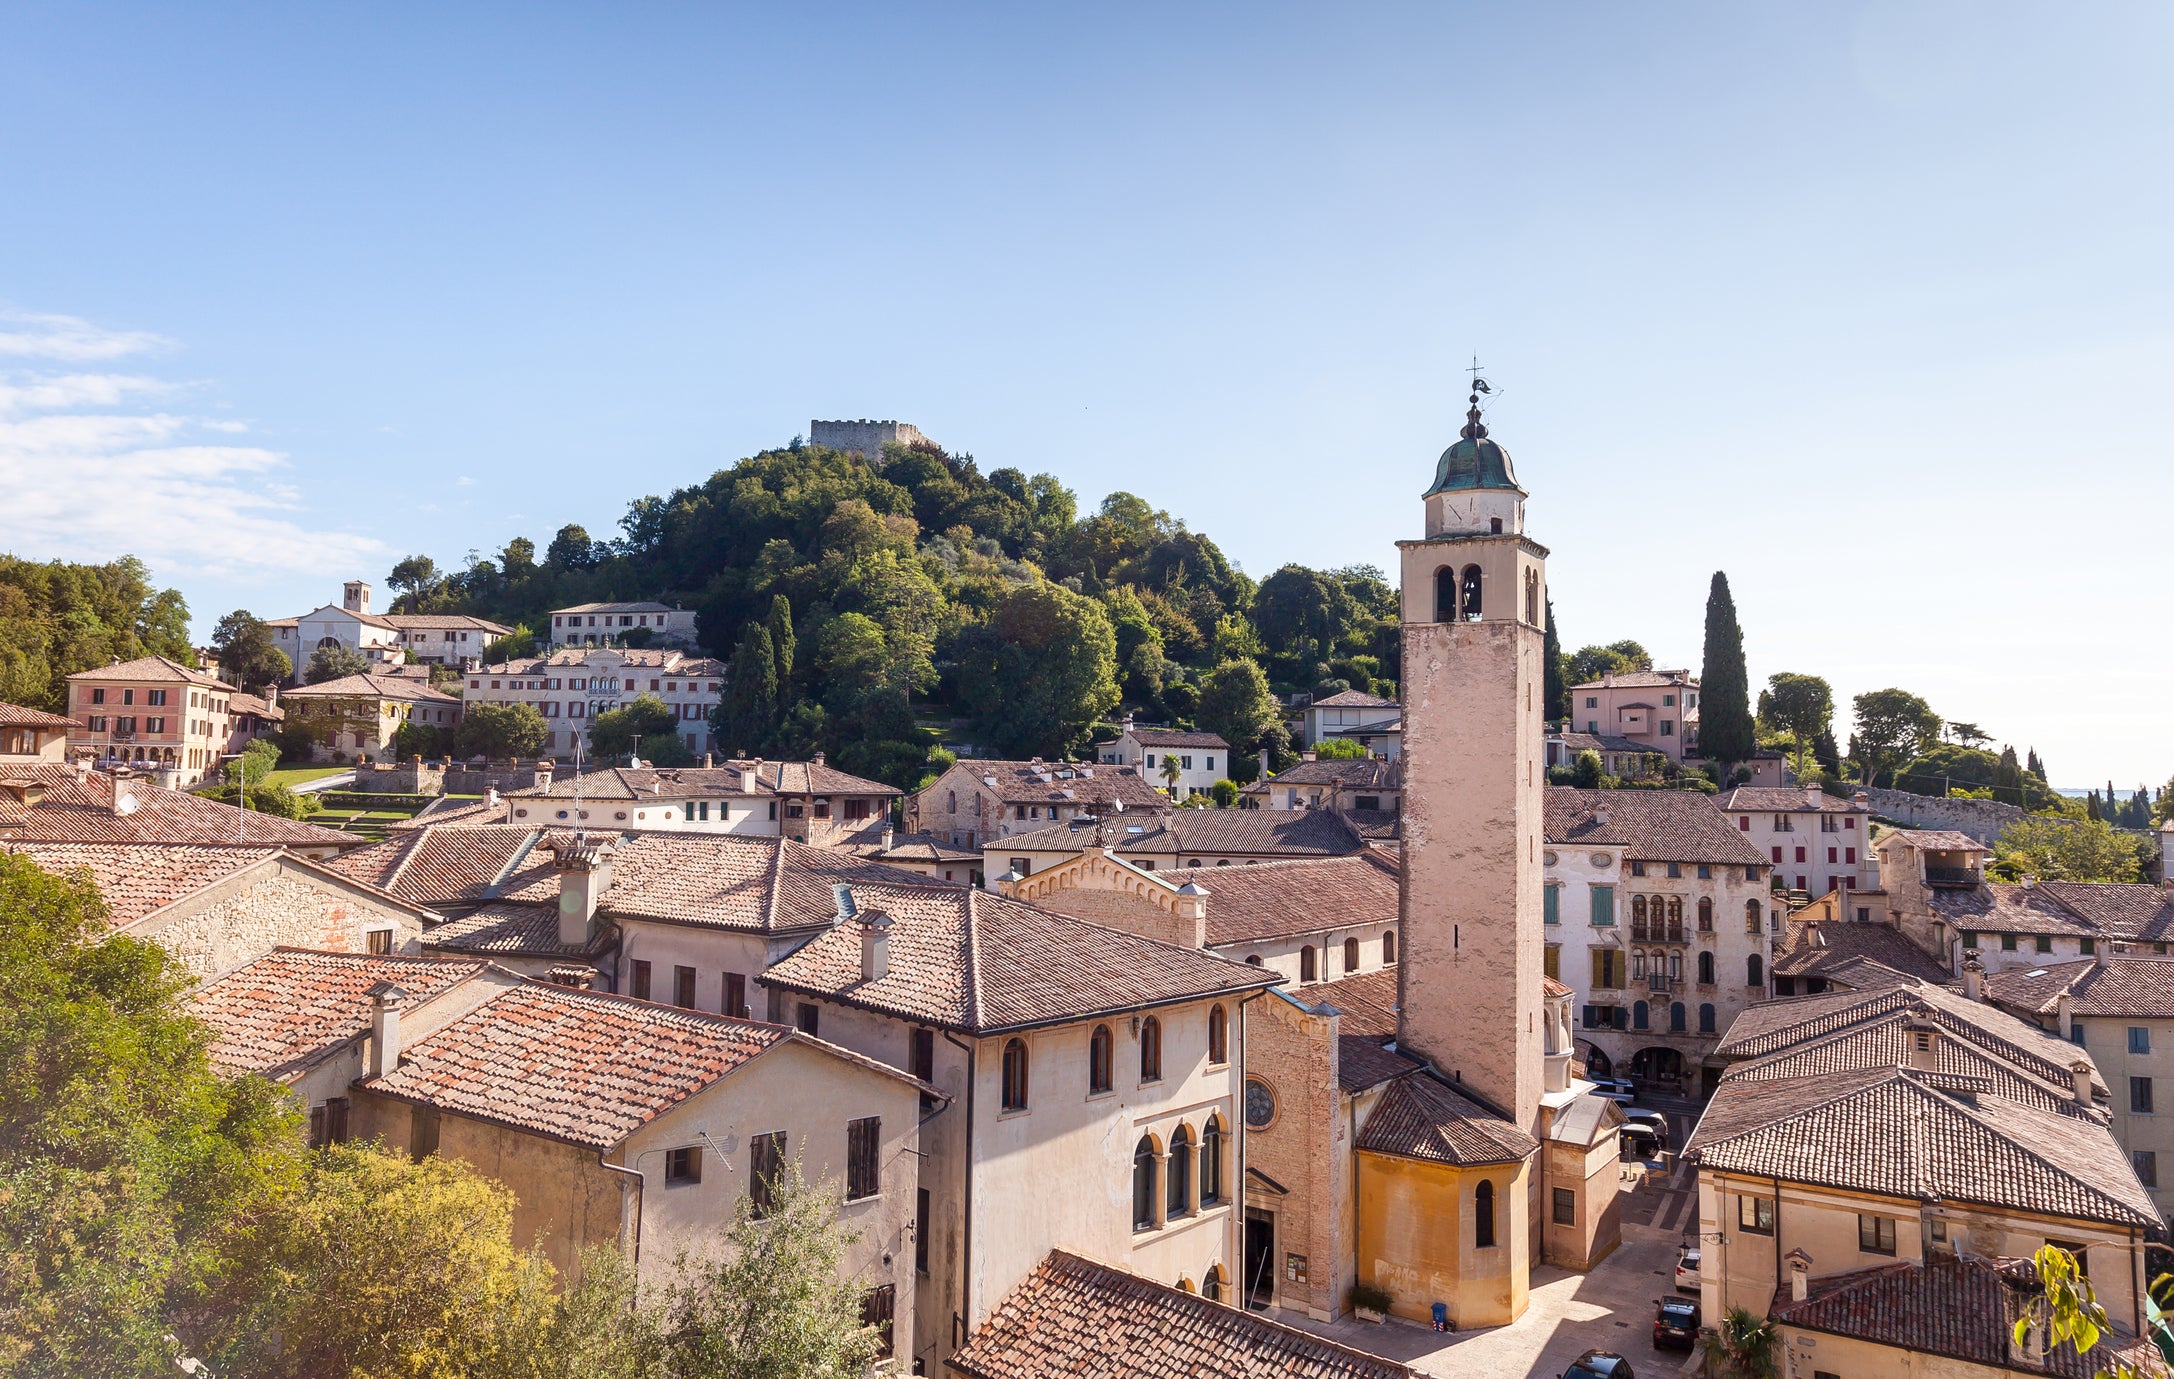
1633, 1000, 1649, 1030
1697, 897, 1713, 932
1001, 1038, 1030, 1111
1746, 899, 1762, 934
1631, 950, 1647, 979
1434, 567, 1457, 623
1668, 952, 1681, 981
316, 636, 341, 651
1747, 953, 1765, 988
1245, 954, 1263, 966
1140, 1016, 1163, 1082
1699, 1003, 1717, 1034
1670, 1002, 1686, 1032
946, 790, 957, 814
1133, 1136, 1158, 1231
1383, 930, 1397, 965
1168, 1124, 1194, 1218
1474, 1179, 1497, 1247
1631, 895, 1648, 939
1089, 1024, 1114, 1094
1207, 1005, 1228, 1065
1177, 1277, 1196, 1293
1698, 951, 1715, 985
1667, 897, 1683, 941
1343, 937, 1360, 973
1460, 565, 1483, 620
1201, 1116, 1225, 1205
1299, 946, 1317, 983
1204, 1265, 1226, 1303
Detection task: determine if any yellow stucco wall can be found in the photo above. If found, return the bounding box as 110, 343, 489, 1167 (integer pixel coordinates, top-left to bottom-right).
1356, 1151, 1530, 1327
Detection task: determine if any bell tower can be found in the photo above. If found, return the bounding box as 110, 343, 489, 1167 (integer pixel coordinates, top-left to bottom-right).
1394, 384, 1548, 1131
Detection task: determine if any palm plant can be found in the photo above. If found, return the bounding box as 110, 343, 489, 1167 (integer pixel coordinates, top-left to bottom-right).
1160, 755, 1182, 796
1697, 1306, 1777, 1379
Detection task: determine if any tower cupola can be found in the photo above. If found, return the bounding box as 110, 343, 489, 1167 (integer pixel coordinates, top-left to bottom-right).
1422, 388, 1526, 540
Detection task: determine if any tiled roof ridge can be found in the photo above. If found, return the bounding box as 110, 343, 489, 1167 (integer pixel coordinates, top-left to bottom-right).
1693, 1066, 1899, 1155
1035, 1249, 1415, 1377
268, 943, 480, 968
1921, 1074, 2155, 1225
377, 826, 433, 897
960, 888, 986, 1029
762, 835, 792, 930
1725, 1008, 2088, 1117
480, 827, 547, 899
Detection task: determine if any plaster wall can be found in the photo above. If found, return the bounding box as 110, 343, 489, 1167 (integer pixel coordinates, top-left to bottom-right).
615, 917, 809, 1017
1354, 1153, 1531, 1327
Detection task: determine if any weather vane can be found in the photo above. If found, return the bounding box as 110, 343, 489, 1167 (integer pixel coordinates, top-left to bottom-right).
1465, 355, 1493, 408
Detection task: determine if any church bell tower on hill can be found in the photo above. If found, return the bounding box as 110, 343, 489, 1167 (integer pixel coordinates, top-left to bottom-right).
1394, 383, 1549, 1132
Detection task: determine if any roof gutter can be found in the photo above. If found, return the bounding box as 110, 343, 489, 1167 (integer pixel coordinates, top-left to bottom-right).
598, 1155, 647, 1267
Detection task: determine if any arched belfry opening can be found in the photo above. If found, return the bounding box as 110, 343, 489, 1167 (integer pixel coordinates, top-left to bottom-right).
1435, 567, 1457, 623
1460, 565, 1483, 621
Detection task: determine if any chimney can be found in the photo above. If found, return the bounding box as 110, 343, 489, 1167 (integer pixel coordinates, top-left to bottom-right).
1904, 1020, 1939, 1073
1174, 879, 1210, 948
485, 787, 500, 810
703, 753, 714, 768
1805, 918, 1824, 948
1258, 748, 1269, 780
2070, 1059, 2095, 1107
1785, 1249, 1812, 1303
111, 781, 138, 817
265, 683, 279, 707
811, 750, 825, 767
1300, 750, 1317, 763
2095, 939, 2111, 969
2056, 991, 2074, 1039
1962, 955, 1984, 1001
860, 913, 891, 983
555, 841, 614, 947
1852, 789, 1869, 808
1804, 783, 1825, 807
1592, 807, 1611, 828
545, 964, 596, 990
744, 759, 762, 794
366, 980, 407, 1078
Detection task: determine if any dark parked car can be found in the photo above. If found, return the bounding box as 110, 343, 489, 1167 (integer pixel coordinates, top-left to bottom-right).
1563, 1349, 1635, 1379
1653, 1296, 1700, 1350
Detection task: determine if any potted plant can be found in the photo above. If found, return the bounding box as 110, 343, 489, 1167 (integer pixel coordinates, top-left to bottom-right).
1349, 1281, 1393, 1323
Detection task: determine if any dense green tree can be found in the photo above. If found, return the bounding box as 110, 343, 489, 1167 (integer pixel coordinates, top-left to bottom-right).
764, 594, 796, 690
1562, 640, 1654, 688
1989, 815, 2151, 885
1572, 749, 1606, 789
954, 583, 1119, 758
717, 624, 780, 756
1812, 728, 1843, 778
0, 851, 301, 1375
0, 555, 193, 710
453, 700, 550, 759
209, 611, 293, 692
303, 644, 371, 683
1312, 736, 1368, 760
1848, 688, 1943, 789
546, 524, 601, 570
1196, 658, 1281, 768
2027, 747, 2047, 782
387, 554, 441, 601
1543, 599, 1566, 721
1946, 721, 1991, 749
586, 695, 686, 765
1757, 672, 1833, 772
1698, 573, 1755, 769
390, 719, 452, 761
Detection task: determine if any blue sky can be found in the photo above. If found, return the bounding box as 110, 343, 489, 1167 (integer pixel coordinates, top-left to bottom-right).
2, 3, 2169, 787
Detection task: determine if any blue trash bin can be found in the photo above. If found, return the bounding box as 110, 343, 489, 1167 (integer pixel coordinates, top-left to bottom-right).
1431, 1302, 1449, 1332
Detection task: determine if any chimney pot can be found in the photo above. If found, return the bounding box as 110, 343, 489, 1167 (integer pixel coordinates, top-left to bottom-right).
1905, 1021, 1938, 1073
1786, 1249, 1812, 1302
366, 981, 407, 1078
555, 842, 614, 948
860, 913, 891, 983
2056, 991, 2075, 1039
1962, 955, 1984, 1001
2070, 1059, 2095, 1107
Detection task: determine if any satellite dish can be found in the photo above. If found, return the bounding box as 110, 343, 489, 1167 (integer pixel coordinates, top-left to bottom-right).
114, 791, 141, 817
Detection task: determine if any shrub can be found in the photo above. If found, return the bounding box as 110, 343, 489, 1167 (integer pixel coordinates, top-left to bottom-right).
1349, 1280, 1394, 1314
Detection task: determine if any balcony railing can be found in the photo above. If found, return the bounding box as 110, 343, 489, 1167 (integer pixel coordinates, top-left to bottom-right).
1925, 865, 1981, 886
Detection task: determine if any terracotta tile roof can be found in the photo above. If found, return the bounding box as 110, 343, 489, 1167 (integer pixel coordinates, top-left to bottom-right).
1721, 1011, 2087, 1117
1346, 810, 1402, 840
1303, 967, 1401, 1039
1769, 1254, 2164, 1379
2037, 882, 2174, 941
517, 759, 898, 802
1337, 1037, 1421, 1092
553, 601, 680, 614
389, 796, 511, 829
871, 833, 982, 864
186, 948, 483, 1080
65, 654, 231, 687
1253, 758, 1402, 789
281, 673, 461, 703
1543, 975, 1574, 998
362, 981, 794, 1148
1983, 957, 2174, 1020
591, 834, 934, 931
0, 701, 77, 728
762, 884, 1282, 1033
1686, 1067, 2156, 1226
225, 692, 284, 721
7, 842, 278, 926
1354, 1074, 1540, 1166
0, 766, 361, 849
1544, 788, 1769, 865
322, 824, 546, 907
1554, 731, 1666, 758
1308, 689, 1397, 709
1002, 809, 1368, 861
1568, 670, 1692, 689
421, 901, 614, 959
1772, 918, 1952, 984
943, 759, 1171, 811
1197, 853, 1398, 946
1881, 828, 1985, 851
948, 1249, 1414, 1379
1718, 787, 1869, 814
1716, 977, 2097, 1093
1935, 883, 2115, 940
381, 613, 510, 632
1126, 727, 1231, 749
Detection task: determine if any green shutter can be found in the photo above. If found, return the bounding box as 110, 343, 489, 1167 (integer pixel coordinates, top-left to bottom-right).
1544, 886, 1560, 926
1590, 885, 1615, 926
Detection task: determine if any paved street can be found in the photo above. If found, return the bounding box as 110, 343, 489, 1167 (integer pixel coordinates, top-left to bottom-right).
1283, 1108, 1704, 1379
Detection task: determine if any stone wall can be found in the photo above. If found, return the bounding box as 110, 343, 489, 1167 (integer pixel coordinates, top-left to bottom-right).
1243, 992, 1349, 1320
444, 760, 553, 795
136, 861, 426, 978
1861, 786, 2029, 844
809, 418, 927, 461
350, 759, 446, 794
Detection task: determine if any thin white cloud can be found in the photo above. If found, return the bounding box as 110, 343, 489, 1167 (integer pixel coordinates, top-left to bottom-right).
456, 474, 476, 486
0, 311, 385, 578
0, 309, 169, 361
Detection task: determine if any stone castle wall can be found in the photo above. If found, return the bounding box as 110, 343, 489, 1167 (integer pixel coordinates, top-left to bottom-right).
810, 418, 927, 461
1861, 786, 2030, 844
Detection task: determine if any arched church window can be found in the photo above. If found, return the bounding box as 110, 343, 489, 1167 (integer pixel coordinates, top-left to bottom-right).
947, 790, 957, 814
1089, 1024, 1114, 1094
1460, 565, 1483, 620
1140, 1017, 1163, 1082
1434, 567, 1457, 623
1343, 937, 1360, 972
1300, 946, 1317, 983
1698, 951, 1715, 985
1668, 952, 1681, 981
1201, 1116, 1226, 1205
1207, 1005, 1228, 1064
1631, 895, 1648, 939
1474, 1180, 1497, 1247
1746, 899, 1762, 933
1167, 1124, 1194, 1219
1747, 954, 1765, 988
1383, 930, 1397, 965
1001, 1038, 1029, 1111
1133, 1136, 1158, 1231
1697, 897, 1713, 931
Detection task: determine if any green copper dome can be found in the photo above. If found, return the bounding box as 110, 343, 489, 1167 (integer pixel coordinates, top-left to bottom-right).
1424, 405, 1520, 496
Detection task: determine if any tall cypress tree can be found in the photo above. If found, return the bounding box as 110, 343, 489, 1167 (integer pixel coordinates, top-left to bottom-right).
720, 624, 779, 755
2027, 747, 2046, 781
1543, 598, 1566, 723
765, 594, 796, 692
1698, 571, 1756, 771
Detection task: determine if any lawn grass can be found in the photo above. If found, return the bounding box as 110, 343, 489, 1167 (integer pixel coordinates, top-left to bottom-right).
265, 765, 350, 788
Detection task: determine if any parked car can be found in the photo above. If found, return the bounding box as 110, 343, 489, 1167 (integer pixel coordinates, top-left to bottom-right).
1588, 1077, 1636, 1103
1622, 1109, 1670, 1145
1619, 1125, 1663, 1160
1653, 1296, 1700, 1350
1674, 1245, 1702, 1294
1563, 1349, 1635, 1379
